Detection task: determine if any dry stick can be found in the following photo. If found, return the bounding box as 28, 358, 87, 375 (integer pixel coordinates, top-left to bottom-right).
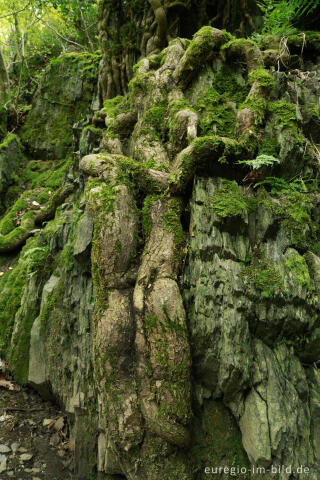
0, 407, 42, 412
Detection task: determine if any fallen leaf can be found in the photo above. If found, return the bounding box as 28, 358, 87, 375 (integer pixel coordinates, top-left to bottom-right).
0, 379, 15, 391
52, 416, 65, 432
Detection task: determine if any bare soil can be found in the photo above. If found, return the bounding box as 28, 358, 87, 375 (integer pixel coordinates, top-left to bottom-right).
0, 381, 74, 479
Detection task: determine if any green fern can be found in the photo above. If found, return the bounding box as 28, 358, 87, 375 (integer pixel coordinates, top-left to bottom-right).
297, 0, 320, 15
238, 154, 280, 170
258, 0, 320, 35
254, 176, 315, 195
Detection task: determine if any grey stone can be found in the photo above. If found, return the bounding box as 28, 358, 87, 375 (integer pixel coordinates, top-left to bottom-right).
10, 443, 20, 453
20, 453, 33, 462
0, 457, 6, 473
73, 210, 93, 256
0, 445, 10, 454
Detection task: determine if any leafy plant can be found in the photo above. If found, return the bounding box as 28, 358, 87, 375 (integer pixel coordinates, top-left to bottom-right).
254, 176, 315, 194
238, 154, 280, 170
257, 0, 320, 36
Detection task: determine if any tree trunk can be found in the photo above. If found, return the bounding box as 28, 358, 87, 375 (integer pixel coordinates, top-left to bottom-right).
0, 47, 9, 105
0, 47, 9, 139
98, 0, 262, 100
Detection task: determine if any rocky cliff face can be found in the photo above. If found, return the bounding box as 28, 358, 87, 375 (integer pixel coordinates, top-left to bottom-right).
2, 22, 320, 480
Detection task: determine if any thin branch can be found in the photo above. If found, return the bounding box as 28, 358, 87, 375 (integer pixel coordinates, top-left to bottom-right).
0, 2, 32, 20
35, 16, 86, 50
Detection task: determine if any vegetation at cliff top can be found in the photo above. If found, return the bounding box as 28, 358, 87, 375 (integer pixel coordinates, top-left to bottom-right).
0, 0, 98, 115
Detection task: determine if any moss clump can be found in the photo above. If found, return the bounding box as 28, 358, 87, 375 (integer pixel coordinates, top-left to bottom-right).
241, 257, 283, 299
20, 52, 100, 159
221, 38, 263, 70
206, 180, 254, 218
38, 277, 64, 334
60, 245, 74, 272
0, 237, 51, 371
0, 195, 29, 236
248, 68, 275, 89
284, 250, 311, 289
20, 157, 72, 190
268, 101, 303, 140
187, 26, 227, 61
281, 192, 312, 249
196, 88, 236, 137
240, 94, 267, 125
142, 195, 158, 239
103, 95, 127, 118
0, 261, 27, 356
214, 66, 250, 105
143, 309, 191, 424
0, 133, 22, 151
128, 72, 154, 95
162, 199, 185, 256
259, 136, 279, 156
143, 102, 167, 140
170, 136, 242, 192
82, 125, 103, 137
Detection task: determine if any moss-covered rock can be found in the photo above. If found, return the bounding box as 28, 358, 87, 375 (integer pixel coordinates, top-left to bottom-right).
20, 52, 100, 159
0, 134, 24, 211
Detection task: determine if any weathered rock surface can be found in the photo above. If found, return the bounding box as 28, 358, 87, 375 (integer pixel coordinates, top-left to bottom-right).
2, 22, 320, 480
19, 52, 100, 159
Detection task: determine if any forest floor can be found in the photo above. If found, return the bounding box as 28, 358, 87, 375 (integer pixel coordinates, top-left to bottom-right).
0, 370, 74, 479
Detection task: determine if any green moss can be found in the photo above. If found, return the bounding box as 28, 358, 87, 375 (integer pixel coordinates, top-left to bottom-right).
240, 94, 267, 125
221, 37, 258, 52
0, 105, 7, 141
38, 277, 64, 334
214, 66, 250, 105
60, 245, 74, 272
196, 88, 236, 137
0, 261, 27, 356
284, 250, 311, 289
259, 136, 279, 156
268, 101, 296, 127
82, 125, 103, 137
257, 188, 313, 250
143, 102, 167, 140
20, 157, 72, 190
241, 257, 283, 299
142, 195, 158, 239
8, 299, 40, 384
0, 237, 51, 371
162, 199, 185, 255
248, 68, 275, 89
86, 177, 117, 216
0, 133, 22, 151
268, 101, 303, 140
221, 38, 263, 69
0, 195, 28, 236
170, 136, 242, 191
282, 192, 312, 249
206, 179, 255, 218
128, 72, 153, 95
178, 26, 229, 76
286, 31, 320, 52
20, 52, 99, 159
143, 309, 191, 424
103, 95, 127, 118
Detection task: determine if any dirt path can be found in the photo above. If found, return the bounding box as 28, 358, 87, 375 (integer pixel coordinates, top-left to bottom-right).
0, 377, 74, 479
